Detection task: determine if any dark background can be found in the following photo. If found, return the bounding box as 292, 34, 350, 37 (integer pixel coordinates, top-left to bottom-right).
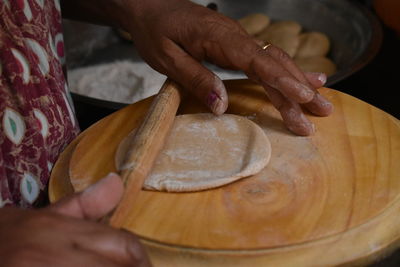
71, 1, 400, 130
335, 16, 400, 122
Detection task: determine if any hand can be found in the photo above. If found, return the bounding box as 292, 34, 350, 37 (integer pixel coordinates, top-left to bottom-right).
120, 0, 333, 135
0, 173, 151, 267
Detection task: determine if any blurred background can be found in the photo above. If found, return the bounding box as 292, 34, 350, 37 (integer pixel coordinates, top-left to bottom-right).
62, 1, 400, 265
63, 0, 399, 131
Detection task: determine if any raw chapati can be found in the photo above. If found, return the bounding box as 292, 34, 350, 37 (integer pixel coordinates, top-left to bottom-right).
115, 113, 271, 192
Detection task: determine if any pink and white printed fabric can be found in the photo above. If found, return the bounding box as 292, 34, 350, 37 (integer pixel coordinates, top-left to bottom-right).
0, 0, 79, 207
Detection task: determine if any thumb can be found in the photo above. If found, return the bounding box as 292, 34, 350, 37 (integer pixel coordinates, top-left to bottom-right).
48, 173, 124, 220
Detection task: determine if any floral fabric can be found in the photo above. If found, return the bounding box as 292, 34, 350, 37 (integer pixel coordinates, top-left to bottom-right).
0, 0, 79, 207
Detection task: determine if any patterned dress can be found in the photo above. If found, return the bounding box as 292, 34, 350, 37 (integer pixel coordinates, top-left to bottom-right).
0, 0, 79, 208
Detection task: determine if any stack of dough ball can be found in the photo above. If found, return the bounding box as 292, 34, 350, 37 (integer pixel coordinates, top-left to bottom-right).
256, 20, 302, 58
294, 32, 336, 76
238, 13, 337, 76
238, 13, 270, 35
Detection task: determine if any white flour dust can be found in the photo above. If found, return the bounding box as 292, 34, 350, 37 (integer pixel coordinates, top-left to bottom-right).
67, 61, 166, 104
67, 60, 245, 104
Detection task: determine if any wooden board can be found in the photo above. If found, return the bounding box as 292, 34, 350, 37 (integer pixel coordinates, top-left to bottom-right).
50, 80, 400, 266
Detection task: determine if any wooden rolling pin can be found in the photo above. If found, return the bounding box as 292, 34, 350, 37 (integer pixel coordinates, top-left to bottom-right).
109, 79, 182, 228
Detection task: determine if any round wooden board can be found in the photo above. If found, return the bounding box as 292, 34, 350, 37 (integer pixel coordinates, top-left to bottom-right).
50, 80, 400, 266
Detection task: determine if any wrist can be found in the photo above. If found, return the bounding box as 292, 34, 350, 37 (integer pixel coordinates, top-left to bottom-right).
60, 0, 135, 28
116, 0, 193, 32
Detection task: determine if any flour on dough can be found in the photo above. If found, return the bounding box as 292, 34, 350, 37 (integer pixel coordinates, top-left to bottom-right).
115, 113, 271, 192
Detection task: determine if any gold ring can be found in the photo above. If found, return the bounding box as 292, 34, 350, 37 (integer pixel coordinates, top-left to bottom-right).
262, 43, 271, 50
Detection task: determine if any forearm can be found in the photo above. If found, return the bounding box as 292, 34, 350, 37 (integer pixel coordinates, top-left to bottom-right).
60, 0, 190, 30
60, 0, 137, 29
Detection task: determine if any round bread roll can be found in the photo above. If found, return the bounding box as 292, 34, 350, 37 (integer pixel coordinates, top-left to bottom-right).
295, 32, 330, 58
256, 21, 302, 57
238, 13, 270, 36
294, 56, 337, 76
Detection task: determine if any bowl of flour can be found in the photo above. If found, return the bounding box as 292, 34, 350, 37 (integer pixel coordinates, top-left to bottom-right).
67, 59, 245, 109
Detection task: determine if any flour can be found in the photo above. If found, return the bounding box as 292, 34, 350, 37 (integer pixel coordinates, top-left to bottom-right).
115, 113, 271, 192
67, 60, 245, 104
67, 61, 166, 104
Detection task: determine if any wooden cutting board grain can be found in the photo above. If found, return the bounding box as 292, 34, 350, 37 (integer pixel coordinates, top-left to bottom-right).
49, 80, 400, 266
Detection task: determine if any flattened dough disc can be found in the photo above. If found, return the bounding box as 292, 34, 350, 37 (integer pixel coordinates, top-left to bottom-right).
116, 113, 271, 192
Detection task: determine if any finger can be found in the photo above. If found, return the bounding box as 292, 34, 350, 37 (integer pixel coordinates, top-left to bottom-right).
264, 46, 334, 116
259, 44, 333, 115
264, 84, 315, 136
262, 45, 333, 116
303, 92, 334, 117
50, 249, 121, 267
49, 173, 124, 220
159, 39, 228, 115
75, 227, 151, 266
197, 33, 315, 103
264, 45, 317, 86
301, 72, 334, 116
304, 72, 327, 88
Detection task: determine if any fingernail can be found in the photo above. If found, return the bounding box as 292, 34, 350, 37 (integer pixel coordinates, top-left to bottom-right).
206, 91, 218, 107
297, 83, 315, 102
301, 113, 316, 135
317, 73, 327, 85
207, 91, 227, 115
290, 120, 315, 136
287, 113, 315, 136
316, 94, 334, 114
207, 77, 228, 115
83, 172, 118, 194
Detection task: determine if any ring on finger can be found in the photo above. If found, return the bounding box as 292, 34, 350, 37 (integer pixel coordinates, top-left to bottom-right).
262, 43, 272, 51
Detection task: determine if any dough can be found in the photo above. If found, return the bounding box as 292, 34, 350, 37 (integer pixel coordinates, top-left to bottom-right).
256, 21, 302, 57
295, 32, 330, 58
116, 113, 271, 192
294, 56, 337, 76
238, 13, 270, 36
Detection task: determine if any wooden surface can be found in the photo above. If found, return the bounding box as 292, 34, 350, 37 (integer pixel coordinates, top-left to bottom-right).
110, 79, 181, 228
50, 80, 400, 266
48, 132, 84, 203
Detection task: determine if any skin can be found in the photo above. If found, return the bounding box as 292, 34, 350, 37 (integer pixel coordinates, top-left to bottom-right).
1, 0, 334, 265
61, 0, 334, 136
0, 174, 151, 267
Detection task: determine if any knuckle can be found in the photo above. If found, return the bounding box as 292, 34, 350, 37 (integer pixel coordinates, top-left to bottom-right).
117, 229, 138, 248
119, 230, 145, 260
250, 48, 265, 69
188, 72, 210, 94
3, 251, 31, 266
2, 245, 45, 267
265, 87, 284, 111
158, 41, 186, 71
274, 47, 292, 63
23, 211, 59, 228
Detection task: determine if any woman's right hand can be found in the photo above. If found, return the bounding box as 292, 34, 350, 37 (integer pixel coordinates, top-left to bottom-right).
119, 0, 333, 136
0, 173, 151, 267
